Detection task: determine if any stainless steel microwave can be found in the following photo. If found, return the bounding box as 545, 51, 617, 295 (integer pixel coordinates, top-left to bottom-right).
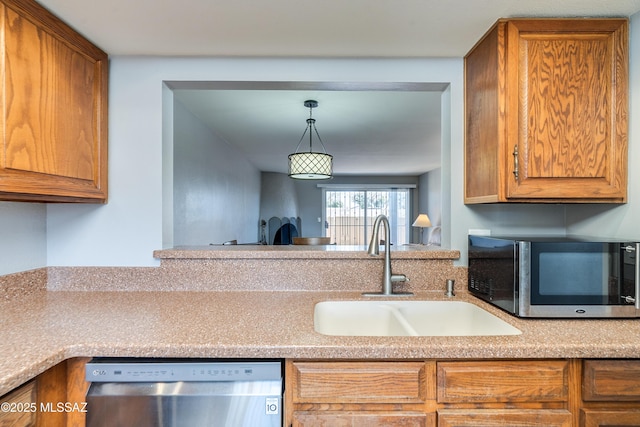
468, 236, 640, 318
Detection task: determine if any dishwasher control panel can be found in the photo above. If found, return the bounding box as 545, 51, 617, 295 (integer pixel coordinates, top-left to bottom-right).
86, 359, 282, 382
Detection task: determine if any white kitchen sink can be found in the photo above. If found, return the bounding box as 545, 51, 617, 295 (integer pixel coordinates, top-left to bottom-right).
314, 300, 521, 336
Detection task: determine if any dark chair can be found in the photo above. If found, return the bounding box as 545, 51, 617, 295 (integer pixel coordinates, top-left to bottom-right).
273, 223, 298, 245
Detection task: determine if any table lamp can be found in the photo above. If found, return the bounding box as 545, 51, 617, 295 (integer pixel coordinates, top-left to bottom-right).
412, 214, 432, 245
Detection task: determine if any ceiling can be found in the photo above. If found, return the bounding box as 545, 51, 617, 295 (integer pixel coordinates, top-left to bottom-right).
35, 0, 640, 57
37, 0, 640, 176
171, 83, 445, 175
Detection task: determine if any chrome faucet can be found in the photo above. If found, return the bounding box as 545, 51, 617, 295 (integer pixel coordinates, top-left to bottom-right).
363, 214, 412, 297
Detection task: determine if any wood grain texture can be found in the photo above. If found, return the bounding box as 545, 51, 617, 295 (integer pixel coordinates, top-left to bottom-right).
465, 18, 628, 203
292, 361, 428, 404
581, 409, 640, 427
508, 19, 628, 201
286, 359, 640, 426
0, 0, 108, 202
438, 409, 572, 427
292, 411, 431, 427
65, 358, 90, 427
0, 380, 36, 427
34, 358, 89, 427
5, 6, 95, 179
464, 22, 504, 203
437, 360, 569, 404
583, 359, 640, 402
36, 361, 67, 427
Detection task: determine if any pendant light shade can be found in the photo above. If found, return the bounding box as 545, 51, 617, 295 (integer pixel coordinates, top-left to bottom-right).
288, 100, 333, 180
288, 152, 333, 179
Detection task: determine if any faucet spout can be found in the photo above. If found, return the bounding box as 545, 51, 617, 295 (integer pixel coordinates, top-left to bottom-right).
363, 214, 412, 297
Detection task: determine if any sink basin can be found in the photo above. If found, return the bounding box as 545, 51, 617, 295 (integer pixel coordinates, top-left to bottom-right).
314, 300, 521, 336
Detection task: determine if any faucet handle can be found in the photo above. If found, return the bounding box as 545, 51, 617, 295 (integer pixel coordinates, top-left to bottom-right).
390, 274, 409, 283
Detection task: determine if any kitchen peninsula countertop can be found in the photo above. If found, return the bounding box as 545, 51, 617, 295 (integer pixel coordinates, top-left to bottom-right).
154, 244, 461, 259
1, 246, 639, 396
2, 284, 640, 396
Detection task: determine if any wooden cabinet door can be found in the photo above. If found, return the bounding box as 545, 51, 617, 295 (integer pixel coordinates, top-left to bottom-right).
0, 380, 36, 427
465, 18, 628, 203
438, 409, 572, 427
291, 361, 429, 404
583, 360, 640, 401
293, 411, 433, 427
505, 19, 627, 202
581, 409, 640, 427
437, 360, 569, 404
286, 361, 435, 427
0, 0, 108, 202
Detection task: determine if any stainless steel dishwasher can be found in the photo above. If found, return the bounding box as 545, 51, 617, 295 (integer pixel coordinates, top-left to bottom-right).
85, 359, 283, 427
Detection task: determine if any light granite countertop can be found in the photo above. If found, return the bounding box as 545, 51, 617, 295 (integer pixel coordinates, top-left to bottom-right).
154, 244, 461, 259
2, 285, 640, 396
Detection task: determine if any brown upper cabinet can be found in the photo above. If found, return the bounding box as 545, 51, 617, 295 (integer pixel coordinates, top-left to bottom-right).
464, 19, 628, 203
0, 0, 108, 202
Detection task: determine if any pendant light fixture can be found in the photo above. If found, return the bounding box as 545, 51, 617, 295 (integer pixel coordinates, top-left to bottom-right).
288, 100, 333, 180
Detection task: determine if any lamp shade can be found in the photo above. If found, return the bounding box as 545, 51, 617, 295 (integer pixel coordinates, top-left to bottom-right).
288, 152, 333, 180
412, 214, 432, 228
288, 100, 333, 180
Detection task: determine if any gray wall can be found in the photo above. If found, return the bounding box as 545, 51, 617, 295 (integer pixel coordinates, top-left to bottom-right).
0, 202, 46, 275
259, 172, 300, 221
416, 169, 442, 244
0, 19, 638, 274
173, 99, 261, 245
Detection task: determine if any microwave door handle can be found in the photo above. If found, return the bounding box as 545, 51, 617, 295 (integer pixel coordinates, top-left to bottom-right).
621, 244, 640, 308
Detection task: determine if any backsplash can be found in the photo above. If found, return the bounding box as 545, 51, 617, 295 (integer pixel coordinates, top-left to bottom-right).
2, 248, 466, 293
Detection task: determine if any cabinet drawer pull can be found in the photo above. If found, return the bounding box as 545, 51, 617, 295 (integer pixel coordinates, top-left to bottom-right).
513, 145, 519, 181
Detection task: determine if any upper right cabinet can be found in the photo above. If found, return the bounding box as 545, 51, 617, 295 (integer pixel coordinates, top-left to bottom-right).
464, 19, 628, 204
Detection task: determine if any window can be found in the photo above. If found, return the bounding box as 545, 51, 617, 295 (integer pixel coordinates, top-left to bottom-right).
324, 189, 410, 245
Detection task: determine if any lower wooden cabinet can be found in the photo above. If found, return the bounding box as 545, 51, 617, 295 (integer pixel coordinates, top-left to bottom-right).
438, 409, 573, 427
437, 360, 569, 403
286, 360, 579, 427
582, 359, 640, 401
290, 361, 430, 404
286, 359, 640, 427
287, 361, 433, 426
581, 360, 640, 426
581, 409, 640, 427
293, 411, 433, 427
0, 380, 37, 427
4, 357, 640, 427
0, 358, 89, 427
436, 360, 573, 427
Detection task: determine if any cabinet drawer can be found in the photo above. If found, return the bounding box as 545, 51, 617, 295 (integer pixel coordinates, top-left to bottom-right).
0, 380, 36, 427
581, 409, 640, 427
583, 360, 640, 401
291, 362, 428, 403
437, 360, 568, 403
293, 411, 432, 427
438, 409, 572, 427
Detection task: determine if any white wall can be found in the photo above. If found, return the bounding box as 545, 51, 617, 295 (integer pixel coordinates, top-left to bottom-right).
173, 99, 261, 245
0, 202, 46, 275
